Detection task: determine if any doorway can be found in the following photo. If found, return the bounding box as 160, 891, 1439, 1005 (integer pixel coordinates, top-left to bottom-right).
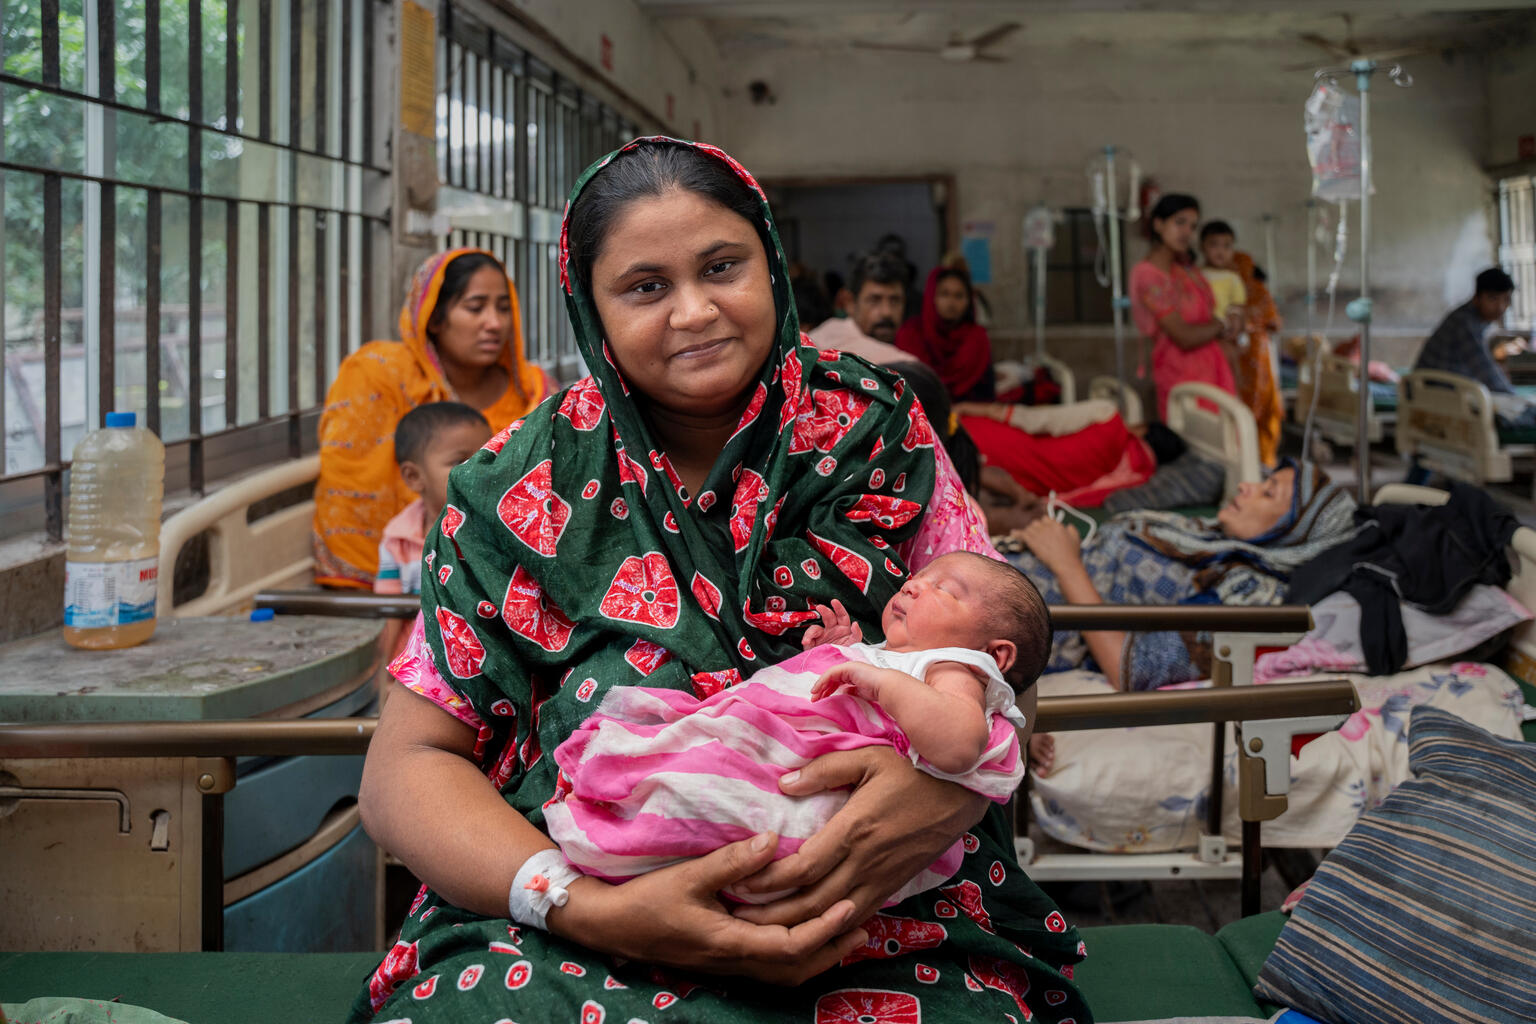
766, 179, 952, 295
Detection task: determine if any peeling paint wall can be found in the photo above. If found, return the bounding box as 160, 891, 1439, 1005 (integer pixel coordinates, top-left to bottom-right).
501, 0, 721, 138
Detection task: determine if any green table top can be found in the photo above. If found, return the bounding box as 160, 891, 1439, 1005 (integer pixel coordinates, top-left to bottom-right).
0, 616, 382, 723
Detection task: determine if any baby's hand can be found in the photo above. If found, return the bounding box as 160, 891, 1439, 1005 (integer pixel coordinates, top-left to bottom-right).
811, 661, 893, 703
801, 599, 863, 650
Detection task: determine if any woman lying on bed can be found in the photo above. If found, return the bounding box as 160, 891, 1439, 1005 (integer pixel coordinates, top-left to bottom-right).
1001, 459, 1356, 690
1004, 459, 1356, 771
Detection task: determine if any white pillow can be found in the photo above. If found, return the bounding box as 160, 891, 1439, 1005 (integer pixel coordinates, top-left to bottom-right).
1256, 585, 1531, 682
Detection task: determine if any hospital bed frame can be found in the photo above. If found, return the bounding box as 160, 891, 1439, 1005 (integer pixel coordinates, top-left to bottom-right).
156, 454, 321, 617
4, 597, 1346, 924
1021, 604, 1331, 914
0, 627, 1353, 949
1395, 368, 1534, 490
1090, 376, 1262, 502
1022, 484, 1536, 902
1039, 354, 1076, 405
1294, 350, 1393, 448
1087, 374, 1145, 426
995, 355, 1077, 405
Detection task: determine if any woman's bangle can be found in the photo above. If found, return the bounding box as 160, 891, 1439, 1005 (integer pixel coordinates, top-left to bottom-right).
509, 848, 582, 930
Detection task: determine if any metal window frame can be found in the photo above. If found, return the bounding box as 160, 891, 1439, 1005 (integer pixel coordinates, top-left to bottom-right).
0, 0, 393, 541
431, 3, 657, 381
1498, 175, 1535, 332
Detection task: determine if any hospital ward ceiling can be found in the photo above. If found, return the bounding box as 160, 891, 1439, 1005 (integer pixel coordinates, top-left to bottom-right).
638, 1, 1536, 64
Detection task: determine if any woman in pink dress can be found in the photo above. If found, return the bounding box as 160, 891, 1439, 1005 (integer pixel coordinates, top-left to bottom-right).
1130, 193, 1238, 420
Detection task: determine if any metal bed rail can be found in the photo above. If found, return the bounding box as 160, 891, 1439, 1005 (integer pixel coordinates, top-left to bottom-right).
2, 671, 1355, 918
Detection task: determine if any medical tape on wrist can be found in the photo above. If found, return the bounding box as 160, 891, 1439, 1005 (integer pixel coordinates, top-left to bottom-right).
508, 848, 581, 930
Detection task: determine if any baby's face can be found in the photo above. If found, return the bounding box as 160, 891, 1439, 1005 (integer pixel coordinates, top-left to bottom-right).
1202, 233, 1235, 270
881, 553, 995, 652
417, 421, 494, 518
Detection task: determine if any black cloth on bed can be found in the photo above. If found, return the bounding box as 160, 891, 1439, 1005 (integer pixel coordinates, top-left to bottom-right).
1289, 483, 1519, 674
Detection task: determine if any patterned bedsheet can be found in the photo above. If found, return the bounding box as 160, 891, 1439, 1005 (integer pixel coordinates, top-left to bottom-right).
1030, 662, 1527, 852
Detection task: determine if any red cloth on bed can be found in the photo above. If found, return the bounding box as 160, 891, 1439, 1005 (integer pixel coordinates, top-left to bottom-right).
962, 412, 1157, 507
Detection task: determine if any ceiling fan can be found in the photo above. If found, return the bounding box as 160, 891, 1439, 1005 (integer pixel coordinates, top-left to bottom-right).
851, 21, 1020, 63
1283, 13, 1434, 72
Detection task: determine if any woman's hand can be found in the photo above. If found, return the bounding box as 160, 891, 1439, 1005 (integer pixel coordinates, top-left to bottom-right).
1011, 516, 1083, 575
802, 599, 863, 649
727, 747, 988, 928
953, 401, 1007, 422
549, 831, 869, 985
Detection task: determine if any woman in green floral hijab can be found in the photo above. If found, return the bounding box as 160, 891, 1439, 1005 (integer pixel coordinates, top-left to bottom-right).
351, 138, 1089, 1023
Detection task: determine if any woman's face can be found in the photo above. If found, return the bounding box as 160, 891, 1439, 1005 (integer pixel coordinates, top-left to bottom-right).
1154, 208, 1200, 255
933, 275, 970, 322
431, 264, 513, 371
1217, 467, 1297, 540
590, 188, 778, 421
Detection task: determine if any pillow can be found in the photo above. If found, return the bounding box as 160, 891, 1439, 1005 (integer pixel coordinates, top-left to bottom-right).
1253, 706, 1536, 1024
1255, 585, 1530, 682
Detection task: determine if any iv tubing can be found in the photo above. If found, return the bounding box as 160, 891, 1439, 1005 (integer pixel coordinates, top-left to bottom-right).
1106, 146, 1128, 412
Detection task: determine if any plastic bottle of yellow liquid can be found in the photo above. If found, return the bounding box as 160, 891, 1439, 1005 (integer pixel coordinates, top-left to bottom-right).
63, 411, 165, 650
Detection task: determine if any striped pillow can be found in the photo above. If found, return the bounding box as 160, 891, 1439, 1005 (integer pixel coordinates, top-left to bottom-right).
1254, 706, 1536, 1024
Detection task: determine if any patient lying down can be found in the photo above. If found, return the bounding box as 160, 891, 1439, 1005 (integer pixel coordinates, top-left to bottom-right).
543, 553, 1050, 905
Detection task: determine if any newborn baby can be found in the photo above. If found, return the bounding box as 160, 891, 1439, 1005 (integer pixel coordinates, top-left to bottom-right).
544, 552, 1050, 905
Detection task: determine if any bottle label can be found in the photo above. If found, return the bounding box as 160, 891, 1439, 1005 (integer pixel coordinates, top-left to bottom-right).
64, 558, 159, 628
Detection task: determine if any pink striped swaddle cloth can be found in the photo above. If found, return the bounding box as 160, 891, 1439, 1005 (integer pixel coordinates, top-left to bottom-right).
544, 642, 1027, 906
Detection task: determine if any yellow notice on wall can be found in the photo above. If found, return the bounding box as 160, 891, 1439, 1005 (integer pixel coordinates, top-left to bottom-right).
400, 0, 436, 138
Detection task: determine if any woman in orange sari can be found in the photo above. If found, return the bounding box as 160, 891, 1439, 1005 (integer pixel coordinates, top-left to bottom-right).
1232, 250, 1284, 467
313, 249, 554, 588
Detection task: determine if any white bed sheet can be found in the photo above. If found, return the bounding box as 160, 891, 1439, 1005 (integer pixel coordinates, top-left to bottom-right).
1030, 662, 1527, 852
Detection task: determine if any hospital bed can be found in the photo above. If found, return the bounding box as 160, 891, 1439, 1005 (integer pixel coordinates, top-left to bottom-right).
1293, 350, 1395, 448
1019, 604, 1327, 904
1165, 382, 1262, 504
1087, 374, 1144, 425
1022, 482, 1536, 892
156, 454, 321, 617
995, 355, 1076, 405
1090, 375, 1262, 504
1394, 368, 1536, 492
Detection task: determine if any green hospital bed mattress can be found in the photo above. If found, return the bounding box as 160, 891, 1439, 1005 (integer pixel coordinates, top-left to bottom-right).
1, 914, 1291, 1023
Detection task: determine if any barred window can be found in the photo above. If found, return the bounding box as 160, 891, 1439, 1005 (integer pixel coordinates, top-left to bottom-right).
1499, 175, 1534, 332
1043, 208, 1127, 325
435, 2, 636, 383
2, 0, 393, 538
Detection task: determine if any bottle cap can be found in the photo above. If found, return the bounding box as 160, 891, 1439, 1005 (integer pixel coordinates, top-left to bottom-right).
249, 608, 276, 623
105, 411, 136, 428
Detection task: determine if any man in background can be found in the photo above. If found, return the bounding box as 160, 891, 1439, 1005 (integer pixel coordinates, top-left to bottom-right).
808, 250, 909, 364
1414, 267, 1519, 395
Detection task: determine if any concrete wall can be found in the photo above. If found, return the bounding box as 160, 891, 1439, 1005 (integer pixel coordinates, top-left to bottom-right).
502, 0, 721, 139
1487, 34, 1536, 169
714, 43, 1499, 343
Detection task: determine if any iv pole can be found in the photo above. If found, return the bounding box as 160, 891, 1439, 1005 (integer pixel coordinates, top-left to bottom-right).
1262, 212, 1279, 391
1034, 244, 1047, 360
1315, 59, 1411, 503
1105, 146, 1128, 406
